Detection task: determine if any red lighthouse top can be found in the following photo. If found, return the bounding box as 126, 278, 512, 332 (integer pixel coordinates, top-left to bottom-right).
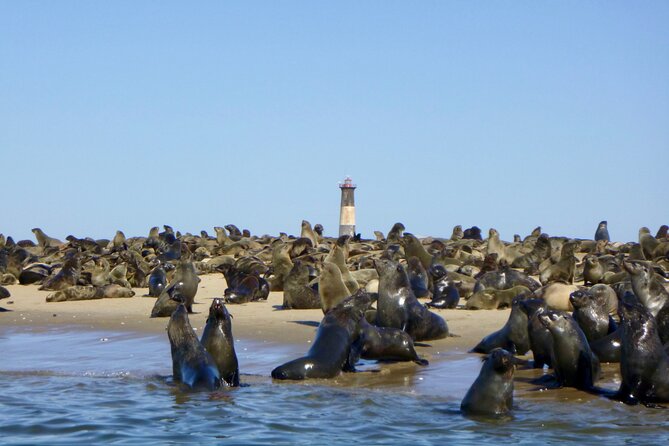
339, 176, 356, 188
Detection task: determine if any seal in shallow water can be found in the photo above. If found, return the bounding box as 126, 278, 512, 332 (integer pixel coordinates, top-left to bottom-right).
538, 311, 600, 390
271, 291, 371, 380
350, 319, 429, 366
461, 348, 516, 417
615, 292, 669, 405
167, 303, 220, 391
200, 298, 239, 387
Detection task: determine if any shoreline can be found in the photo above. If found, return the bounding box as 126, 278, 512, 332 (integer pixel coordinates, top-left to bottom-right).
1, 274, 511, 355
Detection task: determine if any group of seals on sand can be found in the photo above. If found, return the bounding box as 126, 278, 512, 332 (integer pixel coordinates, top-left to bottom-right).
466, 222, 669, 414
3, 221, 669, 412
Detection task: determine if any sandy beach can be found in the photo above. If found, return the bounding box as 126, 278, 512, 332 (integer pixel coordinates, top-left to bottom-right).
1, 274, 511, 358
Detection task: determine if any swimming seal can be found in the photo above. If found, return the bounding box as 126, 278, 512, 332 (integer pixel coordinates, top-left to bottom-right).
538, 311, 600, 390
461, 348, 516, 417
200, 298, 239, 387
271, 291, 371, 380
375, 259, 449, 341
167, 303, 221, 391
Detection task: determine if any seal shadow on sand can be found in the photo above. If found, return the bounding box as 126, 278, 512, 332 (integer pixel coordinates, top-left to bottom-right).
287, 320, 320, 328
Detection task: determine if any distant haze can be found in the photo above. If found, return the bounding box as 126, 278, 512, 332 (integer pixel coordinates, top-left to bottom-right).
1, 2, 667, 244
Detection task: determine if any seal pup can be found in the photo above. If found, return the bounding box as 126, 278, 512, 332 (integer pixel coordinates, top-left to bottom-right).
461, 348, 516, 417
615, 292, 669, 405
471, 296, 531, 354
594, 221, 610, 242
167, 303, 220, 391
200, 298, 239, 387
271, 291, 371, 380
538, 311, 600, 390
426, 265, 460, 309
375, 259, 449, 341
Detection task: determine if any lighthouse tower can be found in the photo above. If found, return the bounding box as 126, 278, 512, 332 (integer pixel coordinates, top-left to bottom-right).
338, 176, 356, 237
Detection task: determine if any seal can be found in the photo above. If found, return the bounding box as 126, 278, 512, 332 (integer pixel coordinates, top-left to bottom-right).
151, 260, 200, 317
46, 285, 136, 302
39, 253, 81, 291
148, 263, 167, 297
511, 234, 552, 271
594, 221, 610, 242
465, 285, 531, 310
461, 348, 516, 418
386, 223, 406, 245
0, 285, 10, 311
325, 244, 359, 294
18, 263, 52, 285
426, 265, 460, 309
200, 298, 239, 387
319, 261, 352, 314
282, 260, 321, 309
518, 298, 553, 368
271, 291, 371, 380
471, 296, 531, 354
374, 259, 449, 341
569, 289, 616, 342
406, 256, 430, 298
224, 274, 267, 304
538, 311, 600, 390
463, 226, 482, 241
300, 220, 319, 248
167, 303, 221, 391
350, 319, 429, 366
615, 292, 669, 405
539, 240, 578, 285
622, 259, 669, 317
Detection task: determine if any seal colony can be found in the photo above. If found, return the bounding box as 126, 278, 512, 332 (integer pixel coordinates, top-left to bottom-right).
1, 221, 669, 411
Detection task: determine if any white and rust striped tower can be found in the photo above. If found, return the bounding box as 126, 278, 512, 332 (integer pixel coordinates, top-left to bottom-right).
338, 176, 356, 237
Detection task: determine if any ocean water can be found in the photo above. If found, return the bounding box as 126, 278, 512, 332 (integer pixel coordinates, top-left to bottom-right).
2, 327, 669, 445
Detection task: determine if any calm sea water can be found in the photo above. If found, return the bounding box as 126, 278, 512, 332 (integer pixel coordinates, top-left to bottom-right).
2, 326, 669, 445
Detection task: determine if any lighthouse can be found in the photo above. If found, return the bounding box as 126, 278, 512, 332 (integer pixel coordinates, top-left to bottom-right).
338, 176, 356, 237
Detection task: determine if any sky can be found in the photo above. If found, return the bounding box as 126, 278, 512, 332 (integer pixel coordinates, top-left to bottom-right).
1, 2, 667, 244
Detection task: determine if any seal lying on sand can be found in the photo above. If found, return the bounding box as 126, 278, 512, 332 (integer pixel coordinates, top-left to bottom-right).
167, 303, 220, 391
461, 348, 516, 417
200, 298, 239, 387
271, 291, 371, 380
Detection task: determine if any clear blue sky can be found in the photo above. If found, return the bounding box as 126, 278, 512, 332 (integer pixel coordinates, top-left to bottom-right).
1, 2, 667, 244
